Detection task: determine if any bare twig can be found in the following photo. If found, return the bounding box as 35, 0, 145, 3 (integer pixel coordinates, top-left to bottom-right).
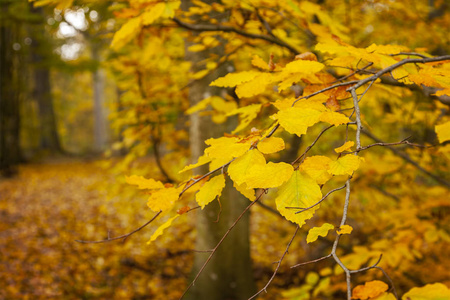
249, 225, 299, 300
291, 254, 332, 268
172, 17, 300, 55
362, 129, 450, 189
75, 210, 163, 244
291, 125, 335, 166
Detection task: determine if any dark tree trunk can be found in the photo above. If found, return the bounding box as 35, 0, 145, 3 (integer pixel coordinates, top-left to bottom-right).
0, 4, 22, 176
30, 6, 61, 153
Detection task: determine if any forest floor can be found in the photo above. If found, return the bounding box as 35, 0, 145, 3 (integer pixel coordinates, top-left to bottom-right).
0, 159, 298, 300
0, 159, 196, 299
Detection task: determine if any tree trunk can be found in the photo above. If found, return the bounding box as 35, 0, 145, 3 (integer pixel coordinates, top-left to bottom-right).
92, 44, 107, 153
183, 1, 256, 299
0, 4, 22, 176
30, 6, 62, 154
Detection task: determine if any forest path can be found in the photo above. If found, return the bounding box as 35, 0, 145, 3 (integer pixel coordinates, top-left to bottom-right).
0, 160, 190, 299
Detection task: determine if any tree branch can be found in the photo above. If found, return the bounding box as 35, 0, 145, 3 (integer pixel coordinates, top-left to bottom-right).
172, 17, 300, 55
75, 210, 163, 244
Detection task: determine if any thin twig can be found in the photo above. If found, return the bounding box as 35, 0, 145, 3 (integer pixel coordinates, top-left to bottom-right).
291, 125, 334, 166
362, 129, 450, 189
75, 211, 163, 244
291, 254, 332, 268
172, 17, 300, 55
349, 254, 382, 273
248, 225, 299, 300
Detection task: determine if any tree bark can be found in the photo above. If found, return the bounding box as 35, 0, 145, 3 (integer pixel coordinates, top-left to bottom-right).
30, 6, 62, 153
0, 3, 22, 176
92, 44, 107, 153
182, 1, 256, 299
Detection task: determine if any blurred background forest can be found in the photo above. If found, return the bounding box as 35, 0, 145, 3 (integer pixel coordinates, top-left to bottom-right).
1, 0, 449, 299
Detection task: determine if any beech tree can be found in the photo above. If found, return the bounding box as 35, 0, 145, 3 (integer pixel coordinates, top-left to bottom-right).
39, 0, 450, 299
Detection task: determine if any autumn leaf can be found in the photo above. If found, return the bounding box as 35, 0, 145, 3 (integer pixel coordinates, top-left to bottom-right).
337, 224, 353, 235
227, 104, 262, 133
252, 55, 270, 70
402, 283, 450, 300
210, 71, 260, 87
335, 141, 355, 153
179, 154, 212, 173
257, 137, 285, 154
111, 17, 142, 50
326, 94, 340, 111
228, 149, 266, 186
196, 174, 226, 209
299, 155, 332, 185
352, 280, 389, 300
244, 162, 294, 189
147, 187, 180, 212
228, 149, 293, 189
328, 155, 364, 176
295, 52, 318, 61
319, 110, 350, 126
147, 215, 179, 245
435, 121, 450, 143
306, 223, 334, 243
125, 175, 164, 189
141, 3, 165, 25
275, 171, 322, 226
233, 181, 255, 201
282, 59, 325, 74
272, 107, 322, 137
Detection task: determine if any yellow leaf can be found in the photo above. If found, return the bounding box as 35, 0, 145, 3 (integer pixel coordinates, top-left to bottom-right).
211, 96, 237, 112
233, 181, 255, 201
352, 280, 388, 300
196, 175, 226, 209
435, 88, 450, 97
435, 121, 450, 143
111, 17, 142, 50
252, 55, 269, 70
273, 107, 322, 136
187, 44, 206, 52
299, 155, 333, 185
141, 3, 165, 25
275, 171, 322, 226
335, 141, 355, 153
179, 155, 212, 173
402, 283, 450, 300
228, 150, 293, 189
306, 223, 334, 243
337, 224, 353, 235
147, 215, 179, 244
227, 104, 262, 133
257, 137, 285, 154
319, 110, 350, 126
328, 155, 363, 176
244, 162, 294, 189
235, 73, 272, 98
210, 71, 260, 87
228, 149, 266, 186
162, 1, 181, 18
147, 187, 180, 212
373, 293, 396, 300
125, 175, 164, 189
186, 97, 212, 114
204, 137, 251, 160
283, 60, 325, 74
